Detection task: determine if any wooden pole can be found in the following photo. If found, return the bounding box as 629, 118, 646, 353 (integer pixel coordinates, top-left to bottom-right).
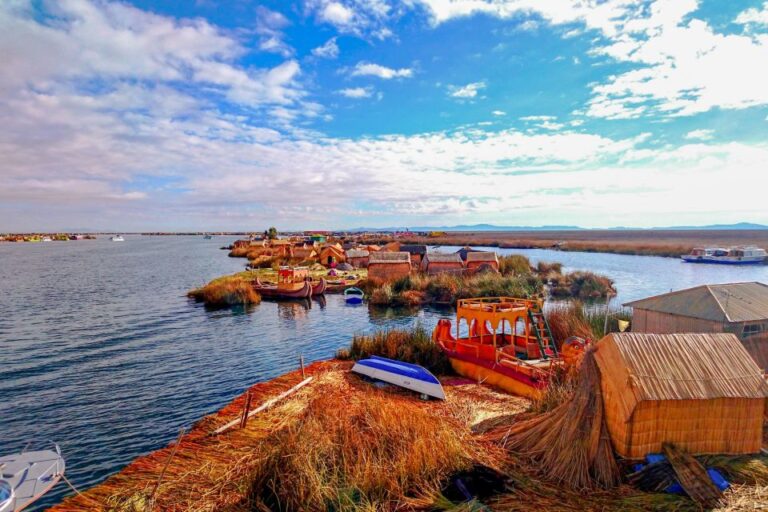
239, 391, 252, 429
214, 377, 313, 435
299, 354, 305, 379
603, 293, 613, 336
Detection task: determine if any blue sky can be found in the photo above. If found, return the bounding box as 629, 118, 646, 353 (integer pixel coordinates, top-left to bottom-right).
1, 0, 767, 231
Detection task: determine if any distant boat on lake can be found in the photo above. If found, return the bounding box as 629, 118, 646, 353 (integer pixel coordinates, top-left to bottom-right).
110, 235, 125, 242
681, 246, 766, 264
203, 235, 212, 239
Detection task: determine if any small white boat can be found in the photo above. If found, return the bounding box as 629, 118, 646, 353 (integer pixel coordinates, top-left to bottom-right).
0, 443, 65, 512
352, 355, 446, 400
110, 235, 125, 242
682, 246, 766, 264
41, 237, 52, 243
344, 287, 365, 304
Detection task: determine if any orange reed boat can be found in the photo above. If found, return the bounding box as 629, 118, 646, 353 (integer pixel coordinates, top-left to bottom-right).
432, 297, 584, 399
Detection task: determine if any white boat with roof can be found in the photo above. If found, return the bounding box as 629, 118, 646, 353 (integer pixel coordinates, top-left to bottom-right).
0, 442, 65, 512
682, 246, 766, 264
110, 235, 125, 242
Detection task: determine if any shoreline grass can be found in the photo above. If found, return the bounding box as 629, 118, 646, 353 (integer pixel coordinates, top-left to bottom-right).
187, 274, 261, 308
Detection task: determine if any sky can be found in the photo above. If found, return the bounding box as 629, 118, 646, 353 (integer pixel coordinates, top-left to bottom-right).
1, 0, 768, 231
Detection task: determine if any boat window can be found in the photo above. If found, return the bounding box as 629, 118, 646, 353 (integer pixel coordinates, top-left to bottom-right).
0, 481, 11, 505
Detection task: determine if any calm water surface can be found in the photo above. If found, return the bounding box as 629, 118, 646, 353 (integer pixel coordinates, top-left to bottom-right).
1, 237, 766, 510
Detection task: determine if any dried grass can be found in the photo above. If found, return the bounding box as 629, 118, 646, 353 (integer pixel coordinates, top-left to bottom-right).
187, 278, 261, 308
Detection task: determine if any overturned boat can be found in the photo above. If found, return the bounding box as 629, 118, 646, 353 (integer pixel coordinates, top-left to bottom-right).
352, 355, 445, 400
432, 297, 584, 399
0, 443, 65, 512
344, 287, 365, 304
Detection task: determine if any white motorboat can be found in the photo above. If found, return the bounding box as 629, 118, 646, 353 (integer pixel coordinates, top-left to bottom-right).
110, 235, 125, 242
682, 246, 766, 264
352, 355, 446, 400
0, 443, 65, 512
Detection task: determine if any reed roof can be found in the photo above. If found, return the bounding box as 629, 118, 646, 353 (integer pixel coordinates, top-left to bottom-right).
624, 282, 768, 323
595, 333, 768, 405
369, 251, 410, 263
466, 251, 498, 262
424, 252, 463, 264
345, 249, 370, 258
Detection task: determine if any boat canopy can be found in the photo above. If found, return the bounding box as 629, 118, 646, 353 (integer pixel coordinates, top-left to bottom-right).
456, 297, 542, 333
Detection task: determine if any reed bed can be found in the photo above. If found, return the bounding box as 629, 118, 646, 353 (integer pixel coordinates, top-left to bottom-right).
545, 301, 632, 344
336, 325, 452, 375
484, 350, 621, 491
187, 276, 261, 308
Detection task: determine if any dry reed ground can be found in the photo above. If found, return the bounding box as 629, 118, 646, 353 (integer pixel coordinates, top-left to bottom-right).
49, 361, 768, 512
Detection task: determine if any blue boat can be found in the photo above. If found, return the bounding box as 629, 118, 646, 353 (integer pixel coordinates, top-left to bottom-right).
351, 355, 446, 399
344, 287, 365, 304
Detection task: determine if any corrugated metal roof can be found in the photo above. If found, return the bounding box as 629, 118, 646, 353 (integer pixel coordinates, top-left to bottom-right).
596, 332, 768, 401
345, 249, 370, 258
466, 251, 498, 262
424, 252, 462, 263
369, 251, 410, 263
624, 282, 768, 323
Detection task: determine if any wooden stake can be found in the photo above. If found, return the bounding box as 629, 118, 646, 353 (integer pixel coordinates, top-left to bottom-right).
148, 427, 185, 510
239, 391, 252, 429
299, 354, 305, 379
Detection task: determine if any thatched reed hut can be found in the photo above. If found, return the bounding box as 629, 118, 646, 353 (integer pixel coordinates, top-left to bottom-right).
345, 249, 370, 268
625, 282, 768, 372
594, 332, 768, 459
465, 251, 499, 272
400, 244, 427, 266
319, 244, 346, 267
421, 252, 464, 275
368, 251, 411, 281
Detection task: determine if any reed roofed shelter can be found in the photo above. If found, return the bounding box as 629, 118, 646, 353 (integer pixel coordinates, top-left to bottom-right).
624, 282, 768, 372
594, 332, 768, 459
367, 251, 411, 281
345, 249, 370, 268
400, 244, 427, 266
465, 251, 499, 272
421, 252, 464, 275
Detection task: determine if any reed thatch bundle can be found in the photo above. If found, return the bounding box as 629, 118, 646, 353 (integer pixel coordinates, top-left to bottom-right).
484, 349, 621, 490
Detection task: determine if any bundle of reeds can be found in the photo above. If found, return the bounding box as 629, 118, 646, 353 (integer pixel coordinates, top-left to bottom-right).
484, 349, 621, 490
187, 277, 261, 308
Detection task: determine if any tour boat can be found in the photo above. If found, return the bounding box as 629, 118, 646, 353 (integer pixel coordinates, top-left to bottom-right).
110, 235, 125, 242
344, 287, 365, 304
0, 443, 65, 512
203, 235, 213, 239
352, 355, 445, 400
41, 237, 52, 242
432, 297, 585, 399
681, 246, 766, 264
253, 267, 312, 299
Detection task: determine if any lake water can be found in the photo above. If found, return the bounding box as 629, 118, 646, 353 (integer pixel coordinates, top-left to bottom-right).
2, 237, 766, 510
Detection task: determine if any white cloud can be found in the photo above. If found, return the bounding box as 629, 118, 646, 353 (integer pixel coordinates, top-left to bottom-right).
338, 87, 373, 98
520, 115, 556, 121
492, 110, 506, 116
311, 37, 340, 59
306, 0, 395, 39
685, 129, 714, 140
736, 2, 768, 26
254, 5, 292, 57
320, 2, 354, 25
350, 61, 413, 79
449, 81, 486, 98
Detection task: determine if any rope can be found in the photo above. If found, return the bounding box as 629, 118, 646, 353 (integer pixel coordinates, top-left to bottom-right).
61, 474, 101, 507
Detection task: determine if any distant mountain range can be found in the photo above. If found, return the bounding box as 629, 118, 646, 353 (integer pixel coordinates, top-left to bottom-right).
348, 222, 768, 232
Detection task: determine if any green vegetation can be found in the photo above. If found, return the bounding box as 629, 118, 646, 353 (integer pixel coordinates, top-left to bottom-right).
187, 274, 261, 308
548, 271, 616, 300
336, 325, 452, 374
545, 301, 632, 343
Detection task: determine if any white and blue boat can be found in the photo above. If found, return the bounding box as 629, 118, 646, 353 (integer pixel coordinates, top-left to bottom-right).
351, 355, 446, 400
344, 287, 365, 304
681, 246, 766, 264
0, 443, 65, 512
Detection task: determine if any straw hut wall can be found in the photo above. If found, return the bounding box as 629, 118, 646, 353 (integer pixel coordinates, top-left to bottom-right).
466, 251, 499, 272
319, 245, 346, 266
421, 252, 464, 275
594, 332, 768, 459
368, 251, 411, 281
345, 249, 370, 268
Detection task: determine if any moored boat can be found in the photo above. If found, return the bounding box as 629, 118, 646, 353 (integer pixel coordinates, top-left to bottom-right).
432, 297, 585, 399
310, 278, 327, 296
344, 287, 365, 304
352, 355, 445, 399
0, 442, 65, 512
253, 267, 312, 299
682, 246, 766, 264
110, 235, 125, 242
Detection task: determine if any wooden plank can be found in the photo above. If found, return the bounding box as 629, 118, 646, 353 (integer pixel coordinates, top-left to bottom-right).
213, 377, 313, 435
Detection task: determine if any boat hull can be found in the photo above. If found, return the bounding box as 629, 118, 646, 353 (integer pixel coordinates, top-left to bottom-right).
253, 280, 312, 299
352, 356, 445, 399
443, 351, 545, 399
310, 278, 327, 296
681, 256, 765, 265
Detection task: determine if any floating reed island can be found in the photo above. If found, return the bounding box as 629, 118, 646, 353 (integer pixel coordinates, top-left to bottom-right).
50, 323, 768, 512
